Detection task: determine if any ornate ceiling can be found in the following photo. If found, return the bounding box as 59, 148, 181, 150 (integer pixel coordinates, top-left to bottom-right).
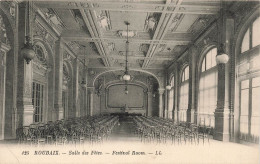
34, 0, 220, 71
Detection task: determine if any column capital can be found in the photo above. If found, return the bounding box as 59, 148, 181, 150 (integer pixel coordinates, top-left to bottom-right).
87, 87, 95, 94
158, 88, 165, 95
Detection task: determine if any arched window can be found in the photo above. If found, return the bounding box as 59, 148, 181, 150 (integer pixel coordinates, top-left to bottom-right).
32, 44, 47, 123
238, 17, 260, 143
198, 48, 218, 127
168, 76, 174, 119
179, 66, 189, 122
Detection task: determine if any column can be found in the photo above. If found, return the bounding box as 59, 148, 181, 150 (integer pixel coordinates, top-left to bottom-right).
173, 64, 179, 123
164, 75, 168, 118
16, 2, 34, 126
54, 39, 64, 120
187, 46, 197, 123
72, 58, 79, 117
158, 88, 165, 117
167, 90, 172, 119
82, 67, 88, 116
147, 91, 153, 116
88, 87, 94, 116
214, 3, 234, 141
0, 43, 11, 140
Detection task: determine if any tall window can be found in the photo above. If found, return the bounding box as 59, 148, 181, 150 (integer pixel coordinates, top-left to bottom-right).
238, 17, 260, 143
168, 76, 174, 119
179, 66, 189, 122
198, 48, 218, 127
32, 82, 44, 123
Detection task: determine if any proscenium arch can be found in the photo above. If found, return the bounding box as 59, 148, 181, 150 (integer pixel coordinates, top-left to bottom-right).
104, 80, 149, 90
92, 69, 162, 88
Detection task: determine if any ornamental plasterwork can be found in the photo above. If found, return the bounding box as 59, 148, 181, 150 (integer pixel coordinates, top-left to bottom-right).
233, 2, 257, 28
96, 11, 111, 31
67, 41, 80, 53
63, 51, 72, 62
9, 2, 16, 18
157, 44, 166, 52
107, 42, 115, 52
63, 64, 71, 83
198, 18, 209, 27
0, 2, 16, 23
139, 44, 149, 52
33, 22, 56, 51
170, 14, 183, 32
144, 17, 157, 31
89, 42, 98, 53
44, 9, 64, 30
0, 15, 9, 45
117, 30, 137, 38
33, 44, 48, 66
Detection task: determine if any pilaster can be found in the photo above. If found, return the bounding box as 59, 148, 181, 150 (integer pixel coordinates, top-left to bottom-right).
158, 88, 165, 118
87, 87, 94, 116
54, 38, 64, 120
187, 46, 198, 123
73, 58, 79, 117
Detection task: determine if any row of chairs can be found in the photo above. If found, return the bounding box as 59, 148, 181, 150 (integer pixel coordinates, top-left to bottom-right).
133, 116, 212, 145
16, 115, 119, 146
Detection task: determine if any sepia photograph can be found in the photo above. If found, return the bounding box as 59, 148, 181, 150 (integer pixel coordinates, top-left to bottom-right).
0, 0, 259, 163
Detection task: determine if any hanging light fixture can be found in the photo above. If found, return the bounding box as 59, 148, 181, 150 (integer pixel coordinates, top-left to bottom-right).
122, 21, 131, 95
166, 84, 171, 90
216, 0, 229, 64
122, 21, 131, 81
21, 1, 35, 64
124, 85, 129, 95
216, 43, 229, 64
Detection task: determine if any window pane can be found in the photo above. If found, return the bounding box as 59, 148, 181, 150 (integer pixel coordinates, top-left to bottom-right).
252, 77, 260, 87
241, 29, 250, 53
32, 82, 44, 123
252, 87, 260, 116
241, 79, 249, 89
185, 66, 189, 80
171, 77, 174, 86
240, 89, 249, 134
206, 51, 212, 70
252, 17, 260, 47
252, 54, 260, 70
202, 58, 206, 72
211, 48, 217, 67
251, 82, 260, 137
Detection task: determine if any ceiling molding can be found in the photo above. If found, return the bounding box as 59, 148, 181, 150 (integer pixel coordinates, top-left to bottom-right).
142, 0, 183, 68
35, 2, 219, 15
78, 7, 111, 67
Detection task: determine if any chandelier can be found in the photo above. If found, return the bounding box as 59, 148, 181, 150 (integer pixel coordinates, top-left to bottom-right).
122, 21, 131, 94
